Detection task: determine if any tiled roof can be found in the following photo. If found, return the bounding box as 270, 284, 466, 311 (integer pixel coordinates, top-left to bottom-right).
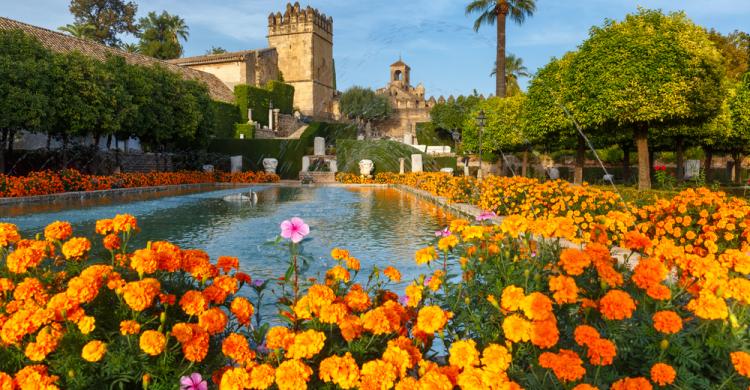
0, 16, 234, 103
167, 49, 273, 66
390, 60, 408, 68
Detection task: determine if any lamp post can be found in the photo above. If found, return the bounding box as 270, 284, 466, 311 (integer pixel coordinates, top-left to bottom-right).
476, 110, 486, 180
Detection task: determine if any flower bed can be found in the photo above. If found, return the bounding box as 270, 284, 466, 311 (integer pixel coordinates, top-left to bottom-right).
1, 209, 749, 389
0, 169, 280, 198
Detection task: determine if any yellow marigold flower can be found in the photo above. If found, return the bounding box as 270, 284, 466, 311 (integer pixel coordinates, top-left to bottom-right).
285, 329, 326, 359
81, 340, 107, 362
220, 367, 251, 390
319, 302, 349, 324
419, 370, 453, 390
383, 266, 401, 282
77, 316, 95, 335
319, 353, 360, 389
449, 339, 480, 369
501, 215, 529, 237
502, 314, 532, 343
732, 351, 750, 377
266, 326, 294, 350
275, 359, 313, 390
415, 305, 451, 334
326, 265, 351, 283
249, 364, 275, 389
383, 344, 413, 378
482, 344, 512, 373
331, 247, 350, 260
44, 221, 72, 242
415, 246, 437, 265
450, 219, 470, 233
359, 359, 398, 390
438, 235, 459, 251
405, 282, 423, 307
120, 320, 141, 336
501, 285, 525, 311
686, 290, 728, 320
461, 226, 485, 241
650, 362, 676, 386
139, 330, 166, 356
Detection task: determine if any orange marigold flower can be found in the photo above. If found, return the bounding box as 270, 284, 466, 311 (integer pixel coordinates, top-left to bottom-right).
198, 307, 228, 335
383, 266, 401, 282
130, 248, 158, 275
650, 363, 676, 386
0, 372, 12, 389
346, 256, 361, 271
216, 256, 239, 274
266, 326, 295, 350
62, 237, 91, 260
502, 314, 532, 343
632, 258, 668, 291
531, 319, 560, 349
112, 213, 138, 233
344, 286, 371, 312
572, 385, 599, 390
15, 364, 59, 389
574, 325, 600, 347
538, 349, 586, 382
652, 311, 682, 334
481, 343, 512, 374
319, 302, 349, 324
558, 248, 591, 276
586, 338, 617, 366
383, 344, 413, 378
121, 278, 161, 312
686, 291, 728, 320
731, 351, 750, 377
622, 231, 652, 251
0, 223, 21, 247
501, 285, 525, 311
44, 221, 72, 242
319, 353, 360, 389
610, 377, 653, 390
0, 278, 14, 293
275, 359, 313, 390
249, 364, 275, 390
222, 333, 253, 364
331, 248, 350, 260
81, 340, 107, 362
549, 275, 578, 304
95, 219, 114, 235
520, 292, 554, 321
599, 290, 636, 320
103, 233, 121, 251
139, 330, 166, 356
449, 339, 480, 369
359, 359, 398, 390
326, 265, 351, 283
6, 247, 45, 274
220, 367, 250, 390
415, 305, 451, 334
120, 320, 141, 336
77, 315, 95, 335
286, 329, 326, 359
339, 315, 364, 342
230, 296, 254, 326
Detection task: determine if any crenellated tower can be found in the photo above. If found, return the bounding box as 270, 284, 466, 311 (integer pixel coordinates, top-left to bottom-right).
268, 2, 335, 118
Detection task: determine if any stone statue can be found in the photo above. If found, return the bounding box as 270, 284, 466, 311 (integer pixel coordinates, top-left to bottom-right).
262, 158, 278, 174
359, 159, 374, 177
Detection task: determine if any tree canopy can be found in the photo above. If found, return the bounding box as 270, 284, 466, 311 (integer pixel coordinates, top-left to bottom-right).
462, 95, 527, 155
68, 0, 138, 47
137, 11, 189, 60
339, 87, 392, 122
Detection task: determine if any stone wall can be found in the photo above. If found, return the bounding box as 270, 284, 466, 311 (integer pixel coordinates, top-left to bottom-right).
377, 108, 431, 139
119, 153, 174, 173
187, 61, 249, 91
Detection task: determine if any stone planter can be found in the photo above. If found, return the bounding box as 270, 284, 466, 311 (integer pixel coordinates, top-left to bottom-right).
299, 171, 336, 184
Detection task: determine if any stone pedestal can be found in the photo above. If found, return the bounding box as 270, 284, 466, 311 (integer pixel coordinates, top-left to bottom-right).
359, 160, 374, 177
411, 154, 423, 173
399, 158, 405, 174
403, 133, 413, 145
464, 164, 470, 177
262, 158, 278, 174
314, 137, 325, 156
301, 156, 310, 172
230, 156, 242, 173
273, 109, 281, 131
247, 109, 253, 123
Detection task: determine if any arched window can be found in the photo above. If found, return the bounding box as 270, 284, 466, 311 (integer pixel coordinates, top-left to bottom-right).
394, 70, 402, 81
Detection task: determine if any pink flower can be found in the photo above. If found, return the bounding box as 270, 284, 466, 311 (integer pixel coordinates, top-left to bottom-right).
435, 227, 452, 237
180, 373, 207, 390
280, 217, 310, 243
476, 211, 497, 221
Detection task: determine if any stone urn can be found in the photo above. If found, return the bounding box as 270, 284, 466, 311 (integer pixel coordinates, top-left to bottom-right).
262, 158, 278, 174
359, 159, 374, 177
440, 167, 454, 175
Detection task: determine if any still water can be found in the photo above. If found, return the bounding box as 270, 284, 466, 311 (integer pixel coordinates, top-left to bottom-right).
1, 185, 454, 294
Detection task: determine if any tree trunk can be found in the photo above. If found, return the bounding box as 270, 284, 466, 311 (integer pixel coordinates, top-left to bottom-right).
704, 146, 713, 183
46, 133, 52, 150
0, 129, 6, 174
622, 145, 631, 182
574, 134, 585, 185
675, 137, 685, 183
733, 151, 743, 185
62, 135, 69, 169
106, 135, 113, 150
496, 10, 507, 98
635, 126, 651, 190
521, 149, 528, 177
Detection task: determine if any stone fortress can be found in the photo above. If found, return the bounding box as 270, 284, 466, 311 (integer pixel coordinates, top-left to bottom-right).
169, 2, 337, 119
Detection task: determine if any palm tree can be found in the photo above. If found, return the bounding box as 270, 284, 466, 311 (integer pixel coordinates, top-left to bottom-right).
138, 11, 189, 59
466, 0, 536, 97
58, 23, 96, 40
490, 54, 530, 96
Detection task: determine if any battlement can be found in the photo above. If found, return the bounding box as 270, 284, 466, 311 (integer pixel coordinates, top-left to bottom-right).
268, 2, 333, 37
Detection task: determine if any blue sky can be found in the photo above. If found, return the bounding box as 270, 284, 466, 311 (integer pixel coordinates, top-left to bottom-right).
5, 0, 750, 98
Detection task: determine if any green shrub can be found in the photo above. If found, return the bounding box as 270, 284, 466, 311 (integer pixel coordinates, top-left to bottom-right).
234, 85, 270, 125
336, 139, 457, 174
234, 123, 254, 139
210, 101, 241, 138
267, 80, 294, 114
416, 122, 454, 146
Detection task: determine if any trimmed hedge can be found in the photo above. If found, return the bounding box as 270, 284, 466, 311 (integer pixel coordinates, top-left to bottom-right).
210, 101, 241, 138
234, 124, 254, 139
336, 139, 457, 174
235, 85, 270, 126
267, 80, 294, 114
416, 122, 454, 146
